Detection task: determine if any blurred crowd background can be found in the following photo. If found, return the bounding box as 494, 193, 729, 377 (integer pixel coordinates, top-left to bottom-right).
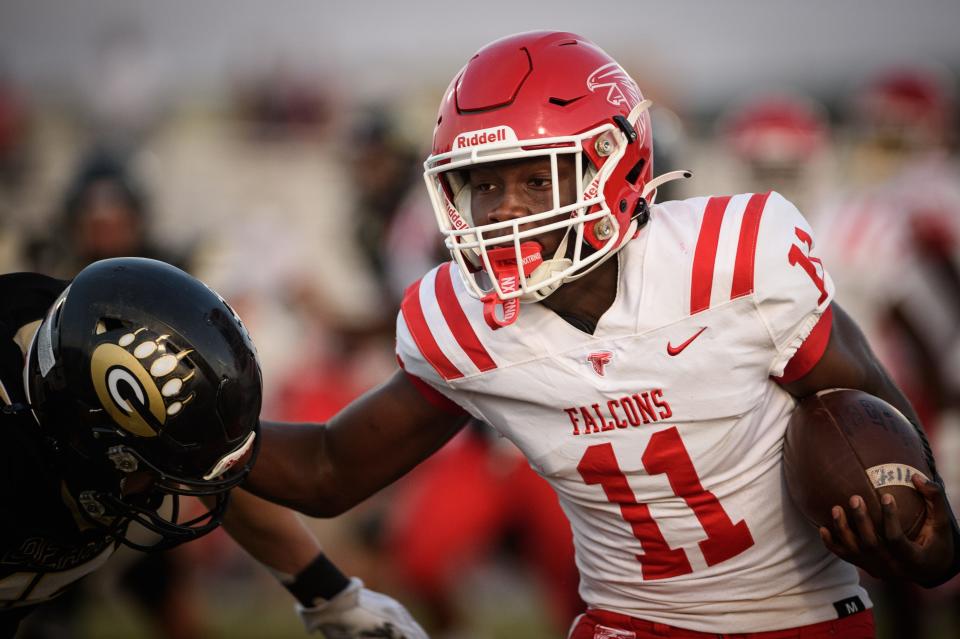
2, 1, 960, 638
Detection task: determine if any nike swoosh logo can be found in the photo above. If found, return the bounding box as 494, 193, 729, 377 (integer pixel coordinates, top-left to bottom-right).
667, 327, 707, 356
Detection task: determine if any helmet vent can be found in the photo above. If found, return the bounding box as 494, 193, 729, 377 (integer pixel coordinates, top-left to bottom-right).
96, 317, 128, 334
625, 158, 646, 185
549, 96, 585, 107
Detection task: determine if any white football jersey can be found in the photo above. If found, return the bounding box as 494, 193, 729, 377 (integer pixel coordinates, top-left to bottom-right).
396, 192, 870, 632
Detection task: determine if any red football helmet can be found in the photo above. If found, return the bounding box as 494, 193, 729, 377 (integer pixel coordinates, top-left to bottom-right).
423, 31, 687, 327
721, 93, 828, 166
853, 66, 955, 150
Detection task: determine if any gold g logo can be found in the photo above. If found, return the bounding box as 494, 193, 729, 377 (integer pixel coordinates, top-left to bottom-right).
90, 329, 195, 437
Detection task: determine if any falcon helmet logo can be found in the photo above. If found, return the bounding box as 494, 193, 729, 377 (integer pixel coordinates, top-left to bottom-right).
587, 62, 642, 109
587, 351, 614, 376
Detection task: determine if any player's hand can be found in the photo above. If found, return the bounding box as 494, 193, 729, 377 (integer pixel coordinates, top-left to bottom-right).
297, 577, 428, 638
819, 475, 956, 587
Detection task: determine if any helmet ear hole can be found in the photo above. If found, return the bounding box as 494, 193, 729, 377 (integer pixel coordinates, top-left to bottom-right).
625, 158, 646, 185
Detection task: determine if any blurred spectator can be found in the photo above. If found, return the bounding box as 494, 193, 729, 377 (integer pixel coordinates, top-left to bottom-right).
813, 65, 960, 639
26, 149, 189, 278
846, 65, 956, 185
816, 65, 960, 422
346, 107, 444, 309
717, 92, 832, 212
232, 60, 334, 142
0, 72, 30, 192
0, 71, 32, 273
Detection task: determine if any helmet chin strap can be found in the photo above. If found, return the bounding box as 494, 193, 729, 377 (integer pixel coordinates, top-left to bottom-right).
518, 230, 573, 303
642, 170, 693, 201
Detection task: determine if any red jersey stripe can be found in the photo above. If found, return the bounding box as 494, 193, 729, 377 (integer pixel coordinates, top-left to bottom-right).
433, 263, 497, 373
774, 305, 834, 384
730, 192, 772, 300
690, 195, 732, 314
400, 276, 463, 381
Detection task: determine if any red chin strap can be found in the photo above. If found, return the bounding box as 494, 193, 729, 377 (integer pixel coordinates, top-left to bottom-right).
481, 242, 544, 330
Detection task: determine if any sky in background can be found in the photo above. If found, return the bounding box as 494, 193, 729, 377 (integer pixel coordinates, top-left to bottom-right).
1, 0, 959, 112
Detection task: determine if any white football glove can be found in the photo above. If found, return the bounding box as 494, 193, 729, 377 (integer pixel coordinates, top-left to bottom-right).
297, 577, 428, 639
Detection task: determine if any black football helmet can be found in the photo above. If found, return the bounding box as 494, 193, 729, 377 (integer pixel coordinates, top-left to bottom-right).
25, 257, 262, 550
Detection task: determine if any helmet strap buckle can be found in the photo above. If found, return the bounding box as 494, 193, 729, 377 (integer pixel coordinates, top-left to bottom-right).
613, 115, 638, 143
78, 491, 107, 518
632, 198, 651, 228
107, 446, 139, 473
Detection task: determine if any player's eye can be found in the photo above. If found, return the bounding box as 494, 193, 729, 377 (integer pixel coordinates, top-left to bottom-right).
528, 176, 552, 189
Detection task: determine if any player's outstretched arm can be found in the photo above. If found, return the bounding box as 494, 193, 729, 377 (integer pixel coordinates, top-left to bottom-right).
217, 489, 428, 638
781, 303, 960, 587
246, 368, 470, 517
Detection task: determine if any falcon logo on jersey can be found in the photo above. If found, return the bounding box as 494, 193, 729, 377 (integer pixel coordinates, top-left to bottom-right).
90, 328, 196, 437
587, 351, 613, 376
587, 62, 642, 108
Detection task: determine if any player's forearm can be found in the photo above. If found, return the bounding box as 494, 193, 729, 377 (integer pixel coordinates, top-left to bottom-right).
245, 420, 352, 517
247, 372, 469, 516
247, 417, 420, 517
221, 488, 323, 574
221, 490, 379, 614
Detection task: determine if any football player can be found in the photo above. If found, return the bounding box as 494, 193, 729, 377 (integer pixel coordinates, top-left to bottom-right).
716, 92, 832, 214
0, 257, 426, 638
246, 32, 960, 637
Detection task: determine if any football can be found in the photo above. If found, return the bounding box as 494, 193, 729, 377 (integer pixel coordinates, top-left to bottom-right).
783, 388, 930, 540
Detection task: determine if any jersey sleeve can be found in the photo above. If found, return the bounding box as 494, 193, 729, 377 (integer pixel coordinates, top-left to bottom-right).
752, 192, 836, 378
395, 270, 486, 421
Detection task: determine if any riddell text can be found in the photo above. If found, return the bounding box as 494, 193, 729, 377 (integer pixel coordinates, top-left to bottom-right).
455, 128, 507, 148
564, 389, 673, 436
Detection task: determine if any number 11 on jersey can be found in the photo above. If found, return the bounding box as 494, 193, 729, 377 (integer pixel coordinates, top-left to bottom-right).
577, 426, 754, 580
